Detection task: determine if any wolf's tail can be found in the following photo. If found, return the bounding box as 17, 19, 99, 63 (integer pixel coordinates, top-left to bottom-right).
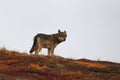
29, 36, 38, 53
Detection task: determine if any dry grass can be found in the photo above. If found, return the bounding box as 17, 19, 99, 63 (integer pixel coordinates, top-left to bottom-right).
75, 61, 107, 69
0, 48, 120, 80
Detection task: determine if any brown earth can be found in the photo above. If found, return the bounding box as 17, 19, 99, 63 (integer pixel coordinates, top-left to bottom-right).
0, 48, 120, 80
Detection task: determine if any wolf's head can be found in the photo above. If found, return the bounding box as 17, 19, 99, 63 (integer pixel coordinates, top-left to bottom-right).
57, 30, 67, 42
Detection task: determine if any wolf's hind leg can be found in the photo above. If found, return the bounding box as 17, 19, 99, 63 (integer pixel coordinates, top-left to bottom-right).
48, 48, 51, 56
51, 47, 55, 56
35, 47, 42, 55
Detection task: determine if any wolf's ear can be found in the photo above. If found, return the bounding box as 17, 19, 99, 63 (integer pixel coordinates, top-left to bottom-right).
58, 29, 61, 33
64, 30, 66, 34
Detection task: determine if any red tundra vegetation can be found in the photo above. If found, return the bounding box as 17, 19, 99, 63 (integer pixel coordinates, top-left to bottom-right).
0, 48, 120, 80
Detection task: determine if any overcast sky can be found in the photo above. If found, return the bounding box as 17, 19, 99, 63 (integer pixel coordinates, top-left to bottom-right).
0, 0, 120, 62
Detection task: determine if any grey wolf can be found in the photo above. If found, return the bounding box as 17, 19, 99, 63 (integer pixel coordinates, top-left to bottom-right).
29, 30, 67, 56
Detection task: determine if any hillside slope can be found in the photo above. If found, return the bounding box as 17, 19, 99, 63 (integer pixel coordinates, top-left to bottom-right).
0, 49, 120, 80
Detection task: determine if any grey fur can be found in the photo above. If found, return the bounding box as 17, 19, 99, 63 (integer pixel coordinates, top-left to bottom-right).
30, 30, 67, 56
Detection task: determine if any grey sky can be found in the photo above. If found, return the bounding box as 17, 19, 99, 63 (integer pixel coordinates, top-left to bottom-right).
0, 0, 120, 62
